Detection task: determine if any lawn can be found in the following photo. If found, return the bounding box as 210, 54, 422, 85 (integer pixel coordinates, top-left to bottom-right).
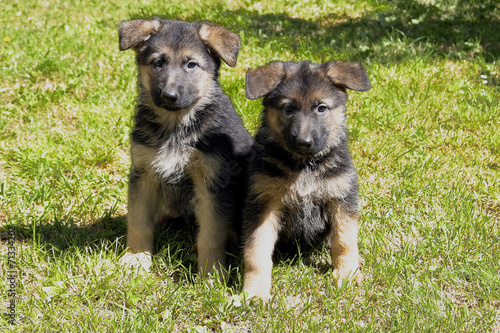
1, 0, 499, 331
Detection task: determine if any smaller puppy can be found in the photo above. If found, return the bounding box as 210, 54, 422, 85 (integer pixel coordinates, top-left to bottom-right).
242, 60, 371, 301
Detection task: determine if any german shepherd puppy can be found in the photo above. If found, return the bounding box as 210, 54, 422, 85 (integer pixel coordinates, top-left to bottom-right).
118, 18, 253, 277
242, 60, 371, 300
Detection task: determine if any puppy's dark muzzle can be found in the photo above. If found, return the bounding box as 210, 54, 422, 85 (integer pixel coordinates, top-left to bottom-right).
161, 89, 179, 104
287, 133, 319, 156
157, 86, 186, 111
295, 136, 313, 149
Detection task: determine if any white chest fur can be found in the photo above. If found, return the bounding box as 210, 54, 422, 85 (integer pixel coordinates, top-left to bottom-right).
131, 142, 195, 183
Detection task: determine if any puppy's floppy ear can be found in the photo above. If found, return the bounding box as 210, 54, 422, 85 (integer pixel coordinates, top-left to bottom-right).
199, 23, 241, 67
324, 61, 371, 91
245, 62, 286, 100
118, 19, 161, 51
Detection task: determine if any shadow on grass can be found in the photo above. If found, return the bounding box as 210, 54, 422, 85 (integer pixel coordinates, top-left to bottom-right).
0, 213, 247, 285
0, 213, 188, 259
144, 0, 500, 63
0, 214, 127, 252
1, 212, 339, 285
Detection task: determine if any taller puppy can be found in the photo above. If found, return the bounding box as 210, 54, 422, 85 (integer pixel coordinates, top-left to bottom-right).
242, 61, 371, 301
118, 19, 253, 277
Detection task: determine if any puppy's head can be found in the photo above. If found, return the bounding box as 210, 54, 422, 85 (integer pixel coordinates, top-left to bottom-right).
246, 61, 371, 157
119, 19, 240, 112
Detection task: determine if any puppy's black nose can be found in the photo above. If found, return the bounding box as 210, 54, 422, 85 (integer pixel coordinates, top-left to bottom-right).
161, 89, 178, 103
296, 136, 313, 148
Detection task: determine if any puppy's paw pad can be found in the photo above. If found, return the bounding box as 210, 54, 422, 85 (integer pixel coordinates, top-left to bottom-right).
243, 289, 271, 304
333, 267, 362, 288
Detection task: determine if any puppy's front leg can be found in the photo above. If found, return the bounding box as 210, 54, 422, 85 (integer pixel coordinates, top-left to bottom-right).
192, 175, 229, 278
121, 168, 159, 272
329, 202, 362, 287
243, 206, 280, 302
195, 207, 229, 278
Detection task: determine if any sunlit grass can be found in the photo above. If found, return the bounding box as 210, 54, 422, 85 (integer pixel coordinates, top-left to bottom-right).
1, 0, 499, 331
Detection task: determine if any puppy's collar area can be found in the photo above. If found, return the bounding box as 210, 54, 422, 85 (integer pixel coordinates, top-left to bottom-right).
256, 134, 349, 174
139, 80, 220, 125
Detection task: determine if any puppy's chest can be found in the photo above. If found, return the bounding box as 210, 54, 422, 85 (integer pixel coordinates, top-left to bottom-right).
132, 139, 198, 184
153, 144, 195, 182
278, 174, 332, 247
282, 172, 324, 202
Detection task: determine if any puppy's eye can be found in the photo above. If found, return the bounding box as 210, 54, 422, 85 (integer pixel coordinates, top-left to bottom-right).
187, 61, 198, 69
317, 105, 328, 113
283, 104, 295, 114
152, 59, 163, 68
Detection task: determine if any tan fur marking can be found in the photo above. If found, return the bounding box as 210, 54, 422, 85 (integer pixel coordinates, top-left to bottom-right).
265, 107, 289, 151
127, 145, 161, 254
189, 153, 228, 277
193, 70, 214, 108
252, 168, 356, 203
326, 61, 371, 92
251, 173, 293, 200
323, 169, 358, 200
119, 19, 161, 51
325, 105, 347, 148
121, 148, 159, 272
139, 66, 152, 96
199, 23, 240, 67
245, 62, 285, 100
329, 203, 362, 287
157, 46, 172, 57
243, 202, 282, 301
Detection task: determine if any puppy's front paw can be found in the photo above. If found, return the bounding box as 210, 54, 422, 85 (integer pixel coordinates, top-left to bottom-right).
120, 251, 152, 273
243, 287, 272, 303
332, 266, 362, 288
243, 274, 272, 303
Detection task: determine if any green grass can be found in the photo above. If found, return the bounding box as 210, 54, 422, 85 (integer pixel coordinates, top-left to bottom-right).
1, 0, 499, 331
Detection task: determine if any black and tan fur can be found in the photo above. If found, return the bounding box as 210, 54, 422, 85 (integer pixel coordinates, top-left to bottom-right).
242, 60, 371, 300
118, 18, 253, 277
